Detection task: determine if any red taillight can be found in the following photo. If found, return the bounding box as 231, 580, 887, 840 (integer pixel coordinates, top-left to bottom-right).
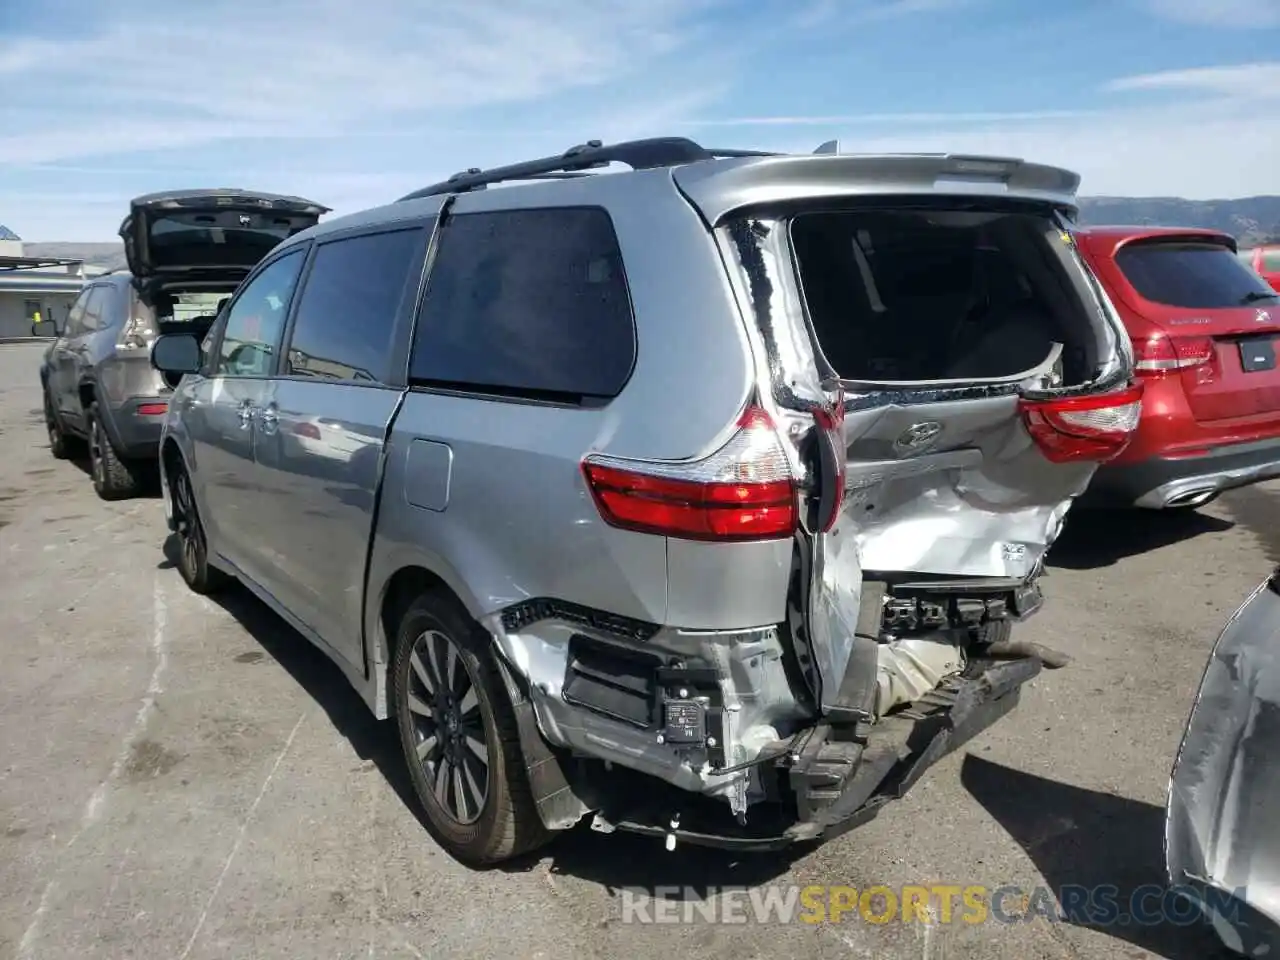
293, 421, 322, 440
1131, 334, 1214, 374
136, 402, 168, 416
1018, 383, 1145, 464
581, 406, 798, 542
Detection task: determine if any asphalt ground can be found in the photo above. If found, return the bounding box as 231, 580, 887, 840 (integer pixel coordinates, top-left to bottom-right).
2, 339, 1275, 959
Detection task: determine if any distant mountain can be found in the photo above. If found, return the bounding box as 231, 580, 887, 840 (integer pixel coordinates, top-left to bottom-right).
23, 242, 127, 271
1076, 196, 1280, 248
22, 194, 1280, 266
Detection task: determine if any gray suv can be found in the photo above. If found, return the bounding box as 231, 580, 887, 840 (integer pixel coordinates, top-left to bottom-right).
149, 137, 1141, 865
37, 189, 328, 499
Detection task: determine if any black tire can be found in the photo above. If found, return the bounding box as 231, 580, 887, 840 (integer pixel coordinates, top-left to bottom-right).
392, 592, 549, 865
87, 402, 144, 501
43, 387, 81, 460
168, 458, 229, 596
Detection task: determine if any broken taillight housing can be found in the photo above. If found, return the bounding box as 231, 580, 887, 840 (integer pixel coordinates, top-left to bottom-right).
581, 406, 798, 541
811, 389, 846, 533
1018, 382, 1145, 464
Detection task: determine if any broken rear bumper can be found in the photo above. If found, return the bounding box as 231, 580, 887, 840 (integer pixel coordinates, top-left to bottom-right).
595, 654, 1041, 851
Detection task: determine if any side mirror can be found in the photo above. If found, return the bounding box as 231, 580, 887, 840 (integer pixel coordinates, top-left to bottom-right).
31, 320, 58, 338
151, 333, 202, 375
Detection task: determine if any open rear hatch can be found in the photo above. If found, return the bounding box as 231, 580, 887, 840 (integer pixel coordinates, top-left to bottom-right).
1100, 234, 1280, 425
119, 189, 329, 304
677, 153, 1137, 720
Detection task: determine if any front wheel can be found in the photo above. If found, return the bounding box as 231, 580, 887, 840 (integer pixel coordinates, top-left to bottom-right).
43, 388, 81, 460
169, 460, 228, 595
392, 592, 550, 865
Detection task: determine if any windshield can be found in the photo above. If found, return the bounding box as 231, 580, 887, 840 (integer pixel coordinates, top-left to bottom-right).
1114, 241, 1279, 308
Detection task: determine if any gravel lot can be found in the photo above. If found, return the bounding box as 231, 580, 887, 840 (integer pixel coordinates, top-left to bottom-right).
2, 339, 1275, 960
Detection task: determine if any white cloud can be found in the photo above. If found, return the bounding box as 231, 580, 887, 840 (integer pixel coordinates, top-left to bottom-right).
727, 63, 1280, 199
1105, 62, 1280, 99
795, 0, 972, 28
1144, 0, 1280, 27
0, 0, 727, 166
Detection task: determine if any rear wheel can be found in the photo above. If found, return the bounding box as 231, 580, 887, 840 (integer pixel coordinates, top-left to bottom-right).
392, 592, 549, 865
169, 460, 228, 595
87, 402, 145, 500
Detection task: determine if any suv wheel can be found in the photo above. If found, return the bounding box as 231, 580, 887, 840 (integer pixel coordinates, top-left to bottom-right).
169, 460, 228, 595
87, 402, 144, 500
392, 592, 549, 865
44, 389, 81, 460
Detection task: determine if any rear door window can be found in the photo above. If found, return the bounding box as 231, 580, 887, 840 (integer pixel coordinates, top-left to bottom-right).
1263, 248, 1280, 272
284, 226, 427, 384
790, 208, 1096, 383
409, 207, 636, 402
215, 250, 305, 377
1114, 241, 1279, 308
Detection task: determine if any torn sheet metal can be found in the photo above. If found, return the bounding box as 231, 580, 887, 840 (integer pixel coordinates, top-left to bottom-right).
1166, 569, 1280, 955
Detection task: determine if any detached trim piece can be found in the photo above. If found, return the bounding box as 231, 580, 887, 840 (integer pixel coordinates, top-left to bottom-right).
499, 597, 660, 643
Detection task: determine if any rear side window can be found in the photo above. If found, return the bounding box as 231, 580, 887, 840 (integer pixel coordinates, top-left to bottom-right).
1114, 241, 1278, 308
410, 207, 636, 402
79, 286, 109, 333
1263, 248, 1280, 272
65, 288, 91, 334
285, 227, 426, 383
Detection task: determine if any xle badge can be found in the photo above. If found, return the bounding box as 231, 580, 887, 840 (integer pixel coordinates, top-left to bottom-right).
1002, 542, 1027, 574
893, 421, 943, 456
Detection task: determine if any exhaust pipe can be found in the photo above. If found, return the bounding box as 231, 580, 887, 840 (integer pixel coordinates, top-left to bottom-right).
1164, 488, 1218, 509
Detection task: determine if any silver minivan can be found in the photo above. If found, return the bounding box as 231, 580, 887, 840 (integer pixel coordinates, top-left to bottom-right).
150, 137, 1141, 864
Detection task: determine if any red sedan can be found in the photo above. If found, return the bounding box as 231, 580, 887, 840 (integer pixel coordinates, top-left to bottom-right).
1074, 225, 1280, 509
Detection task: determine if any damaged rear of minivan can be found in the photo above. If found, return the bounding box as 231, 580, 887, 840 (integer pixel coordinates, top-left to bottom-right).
550, 153, 1141, 851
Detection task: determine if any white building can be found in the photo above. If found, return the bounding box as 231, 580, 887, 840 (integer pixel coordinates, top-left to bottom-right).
0, 225, 89, 338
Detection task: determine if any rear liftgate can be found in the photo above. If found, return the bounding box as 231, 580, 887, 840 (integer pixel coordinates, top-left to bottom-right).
678, 183, 1142, 848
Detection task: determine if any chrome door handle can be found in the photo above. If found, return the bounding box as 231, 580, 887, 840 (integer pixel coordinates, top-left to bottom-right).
237, 402, 254, 428
257, 407, 279, 433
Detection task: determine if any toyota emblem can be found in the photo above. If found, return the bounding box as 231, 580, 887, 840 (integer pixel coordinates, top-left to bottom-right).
893, 421, 943, 455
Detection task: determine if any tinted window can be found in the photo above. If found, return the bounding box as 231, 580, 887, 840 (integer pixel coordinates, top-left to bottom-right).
1263, 248, 1280, 272
410, 207, 635, 400
146, 209, 313, 271
216, 250, 305, 377
285, 227, 425, 383
1115, 242, 1279, 308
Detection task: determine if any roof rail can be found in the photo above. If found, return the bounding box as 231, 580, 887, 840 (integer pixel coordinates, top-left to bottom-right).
397, 137, 779, 201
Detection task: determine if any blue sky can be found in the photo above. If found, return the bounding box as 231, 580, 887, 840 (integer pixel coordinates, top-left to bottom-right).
2, 0, 1279, 240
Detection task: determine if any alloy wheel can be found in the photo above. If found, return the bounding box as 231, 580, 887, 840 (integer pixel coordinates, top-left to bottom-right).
405, 629, 490, 824
172, 468, 202, 577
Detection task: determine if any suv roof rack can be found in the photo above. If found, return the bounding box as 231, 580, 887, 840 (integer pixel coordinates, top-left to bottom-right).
397, 136, 779, 201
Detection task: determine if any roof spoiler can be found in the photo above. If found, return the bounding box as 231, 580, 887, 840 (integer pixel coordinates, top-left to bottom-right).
672, 152, 1084, 225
